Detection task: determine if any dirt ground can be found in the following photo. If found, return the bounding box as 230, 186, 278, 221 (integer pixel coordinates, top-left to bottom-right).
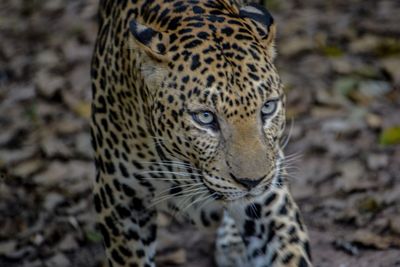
0, 0, 399, 266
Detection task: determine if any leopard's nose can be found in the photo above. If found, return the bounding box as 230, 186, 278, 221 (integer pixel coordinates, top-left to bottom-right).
230, 173, 264, 190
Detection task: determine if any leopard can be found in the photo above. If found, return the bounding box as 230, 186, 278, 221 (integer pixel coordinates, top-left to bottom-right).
90, 0, 312, 266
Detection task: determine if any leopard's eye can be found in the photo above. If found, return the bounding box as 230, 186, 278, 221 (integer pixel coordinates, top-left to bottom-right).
192, 111, 218, 129
193, 111, 215, 124
261, 99, 278, 119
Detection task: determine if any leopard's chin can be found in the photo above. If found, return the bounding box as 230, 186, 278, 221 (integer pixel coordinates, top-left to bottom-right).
249, 183, 272, 196
221, 183, 273, 204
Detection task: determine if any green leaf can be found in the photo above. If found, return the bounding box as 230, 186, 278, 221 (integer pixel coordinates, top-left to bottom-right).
375, 38, 400, 57
321, 46, 344, 57
379, 126, 400, 145
85, 230, 103, 243
357, 196, 380, 213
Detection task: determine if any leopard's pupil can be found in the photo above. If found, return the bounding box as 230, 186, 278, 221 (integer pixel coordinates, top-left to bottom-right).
262, 101, 277, 116
201, 112, 212, 122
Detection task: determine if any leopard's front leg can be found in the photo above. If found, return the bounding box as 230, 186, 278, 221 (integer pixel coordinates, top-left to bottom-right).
94, 178, 157, 267
225, 186, 312, 267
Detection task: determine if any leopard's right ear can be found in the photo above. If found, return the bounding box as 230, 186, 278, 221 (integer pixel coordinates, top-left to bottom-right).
129, 20, 169, 61
239, 4, 276, 59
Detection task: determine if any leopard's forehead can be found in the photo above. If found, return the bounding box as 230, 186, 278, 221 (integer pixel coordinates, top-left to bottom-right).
158, 14, 282, 117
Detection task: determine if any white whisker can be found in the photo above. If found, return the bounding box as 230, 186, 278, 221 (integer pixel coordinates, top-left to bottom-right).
197, 193, 216, 211
155, 183, 204, 197
182, 192, 210, 213
139, 161, 201, 171
139, 170, 203, 177
172, 190, 209, 218
281, 118, 294, 149
141, 177, 194, 182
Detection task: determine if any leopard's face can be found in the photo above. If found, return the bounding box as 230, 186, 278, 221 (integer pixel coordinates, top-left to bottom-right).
131, 3, 285, 202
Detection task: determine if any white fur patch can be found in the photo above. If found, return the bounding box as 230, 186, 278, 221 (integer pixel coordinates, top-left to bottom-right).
135, 23, 148, 34
241, 6, 264, 15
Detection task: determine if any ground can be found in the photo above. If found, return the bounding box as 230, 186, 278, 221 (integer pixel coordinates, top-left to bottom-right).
0, 0, 400, 266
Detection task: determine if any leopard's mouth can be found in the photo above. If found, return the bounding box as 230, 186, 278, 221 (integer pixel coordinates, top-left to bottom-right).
200, 157, 282, 202
200, 173, 273, 203
200, 178, 241, 202
198, 151, 284, 202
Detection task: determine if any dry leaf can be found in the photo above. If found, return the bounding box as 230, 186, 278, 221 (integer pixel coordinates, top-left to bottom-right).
349, 230, 400, 249
73, 101, 91, 119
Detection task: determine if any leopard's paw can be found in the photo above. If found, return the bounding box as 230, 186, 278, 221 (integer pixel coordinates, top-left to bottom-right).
215, 211, 249, 267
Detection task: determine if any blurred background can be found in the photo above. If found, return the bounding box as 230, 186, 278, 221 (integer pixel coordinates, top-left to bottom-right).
0, 0, 399, 266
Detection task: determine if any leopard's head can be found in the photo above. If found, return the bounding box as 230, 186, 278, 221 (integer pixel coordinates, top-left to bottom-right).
130, 2, 285, 202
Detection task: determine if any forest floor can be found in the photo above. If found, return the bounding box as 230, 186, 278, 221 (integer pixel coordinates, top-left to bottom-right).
0, 0, 400, 266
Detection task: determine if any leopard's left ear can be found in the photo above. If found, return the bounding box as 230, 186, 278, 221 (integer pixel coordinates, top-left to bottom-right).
239, 4, 276, 59
129, 20, 171, 88
129, 20, 169, 62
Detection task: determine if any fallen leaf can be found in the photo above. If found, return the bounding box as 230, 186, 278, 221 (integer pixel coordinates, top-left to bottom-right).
0, 147, 37, 166
334, 77, 358, 97
35, 70, 65, 99
13, 159, 44, 178
381, 57, 400, 85
74, 133, 92, 158
35, 50, 60, 70
321, 45, 344, 57
85, 230, 103, 243
366, 153, 388, 170
357, 196, 381, 213
379, 126, 400, 145
374, 38, 400, 57
390, 216, 400, 235
349, 230, 400, 249
365, 113, 383, 129
359, 80, 392, 98
43, 192, 65, 211
3, 246, 36, 261
58, 234, 79, 251
336, 160, 365, 192
73, 101, 91, 119
0, 240, 17, 255
41, 136, 73, 158
280, 36, 314, 57
33, 161, 93, 187
45, 253, 71, 267
349, 35, 380, 54
333, 239, 359, 256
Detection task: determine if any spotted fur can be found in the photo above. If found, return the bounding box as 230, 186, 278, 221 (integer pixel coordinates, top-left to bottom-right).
91, 0, 312, 266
